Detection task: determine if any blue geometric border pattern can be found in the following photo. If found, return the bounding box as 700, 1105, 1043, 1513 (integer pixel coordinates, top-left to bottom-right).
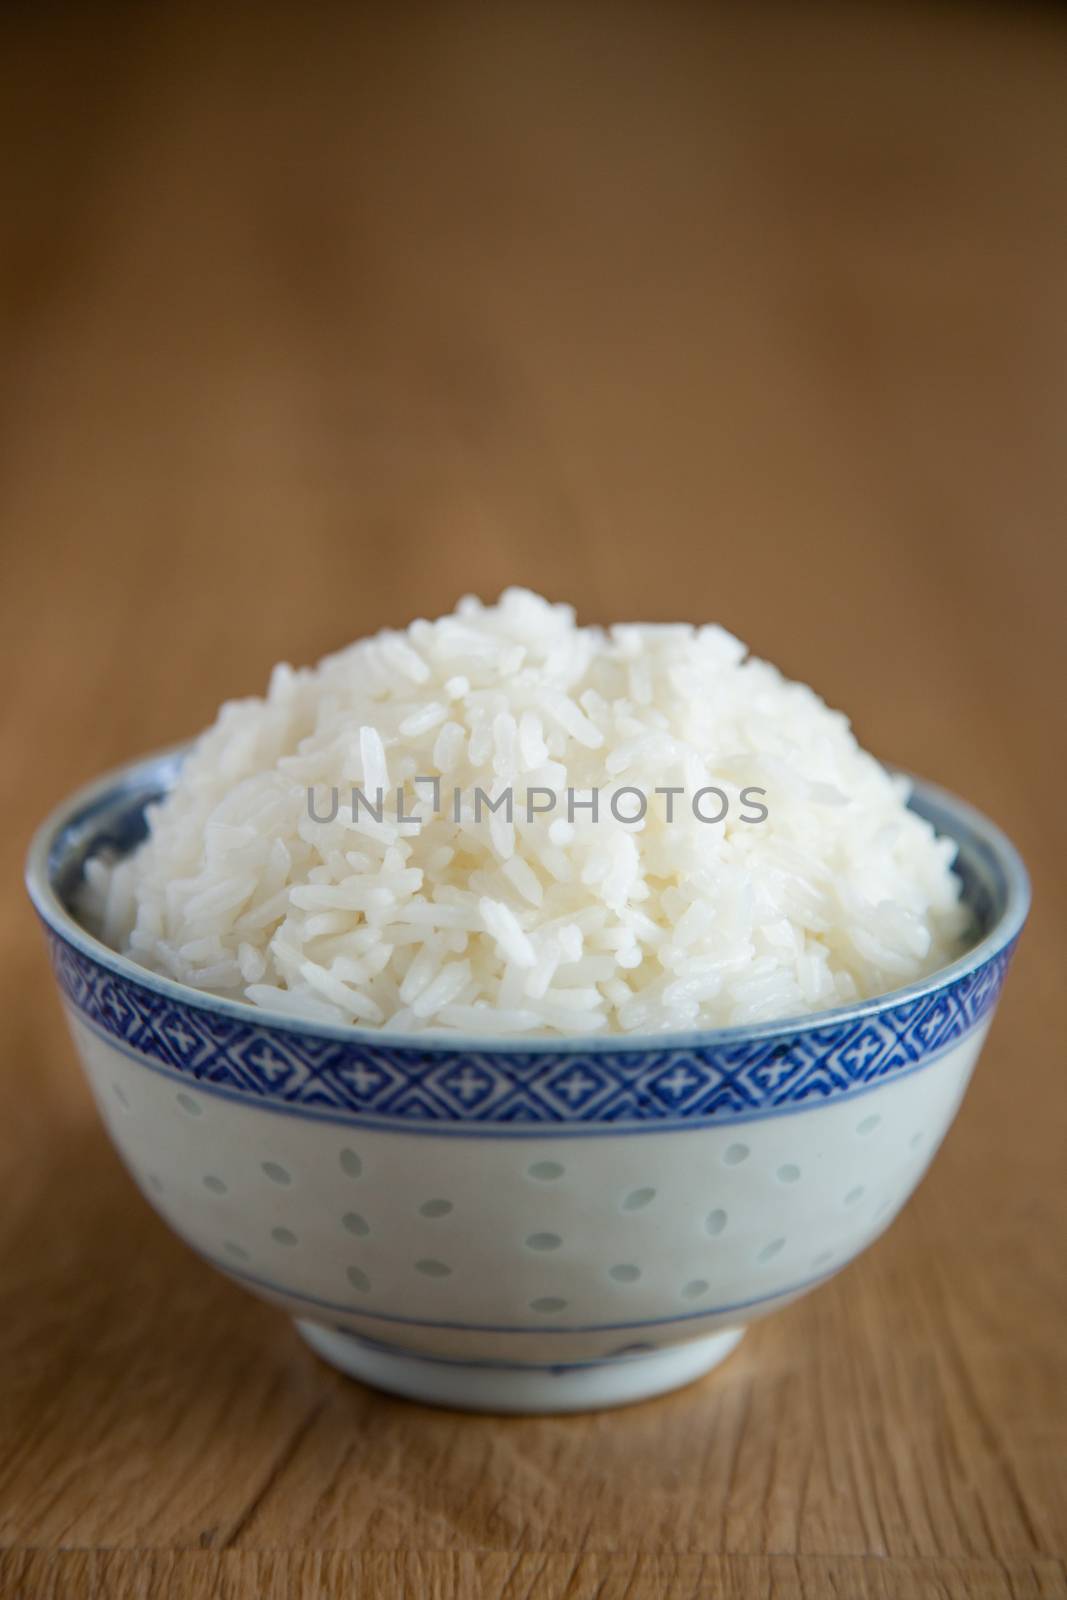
47, 932, 1015, 1127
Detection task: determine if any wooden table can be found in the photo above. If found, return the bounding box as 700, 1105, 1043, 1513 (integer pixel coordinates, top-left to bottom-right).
1, 4, 1064, 1596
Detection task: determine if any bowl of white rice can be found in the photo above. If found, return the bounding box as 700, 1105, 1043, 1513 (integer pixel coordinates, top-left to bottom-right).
26, 591, 1028, 1411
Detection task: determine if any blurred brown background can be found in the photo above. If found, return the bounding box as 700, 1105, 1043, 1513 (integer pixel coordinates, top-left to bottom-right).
1, 3, 1065, 1598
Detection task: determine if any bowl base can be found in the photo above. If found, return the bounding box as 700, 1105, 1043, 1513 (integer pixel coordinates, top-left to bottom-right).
295, 1320, 745, 1413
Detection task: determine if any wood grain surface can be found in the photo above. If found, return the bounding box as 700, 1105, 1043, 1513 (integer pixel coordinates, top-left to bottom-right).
1, 3, 1065, 1597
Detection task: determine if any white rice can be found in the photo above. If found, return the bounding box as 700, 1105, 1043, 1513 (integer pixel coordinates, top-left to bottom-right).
80, 589, 968, 1036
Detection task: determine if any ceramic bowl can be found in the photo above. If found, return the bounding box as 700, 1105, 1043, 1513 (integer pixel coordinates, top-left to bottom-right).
26, 748, 1028, 1413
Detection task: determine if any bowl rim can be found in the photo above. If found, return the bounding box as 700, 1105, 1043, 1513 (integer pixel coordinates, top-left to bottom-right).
25, 743, 1031, 1056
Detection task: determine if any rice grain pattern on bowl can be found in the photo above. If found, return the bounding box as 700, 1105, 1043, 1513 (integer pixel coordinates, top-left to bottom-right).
26, 593, 1029, 1411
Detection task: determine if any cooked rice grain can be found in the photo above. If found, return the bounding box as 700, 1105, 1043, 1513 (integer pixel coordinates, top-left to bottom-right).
80, 589, 968, 1035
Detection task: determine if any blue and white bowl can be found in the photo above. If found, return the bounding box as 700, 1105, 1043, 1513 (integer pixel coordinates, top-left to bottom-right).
26, 749, 1029, 1412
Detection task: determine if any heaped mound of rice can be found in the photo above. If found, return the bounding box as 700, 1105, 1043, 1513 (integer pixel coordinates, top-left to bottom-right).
82, 590, 967, 1036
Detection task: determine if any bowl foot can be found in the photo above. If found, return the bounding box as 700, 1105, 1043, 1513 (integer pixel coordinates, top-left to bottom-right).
295, 1320, 745, 1413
